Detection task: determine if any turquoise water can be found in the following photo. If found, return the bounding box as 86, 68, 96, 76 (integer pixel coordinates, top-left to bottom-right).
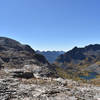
80, 72, 97, 80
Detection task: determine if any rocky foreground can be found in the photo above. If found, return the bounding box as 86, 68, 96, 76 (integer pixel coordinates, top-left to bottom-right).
0, 67, 100, 100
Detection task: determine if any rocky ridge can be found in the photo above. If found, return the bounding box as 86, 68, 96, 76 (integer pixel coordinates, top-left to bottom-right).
0, 37, 57, 77
0, 37, 49, 68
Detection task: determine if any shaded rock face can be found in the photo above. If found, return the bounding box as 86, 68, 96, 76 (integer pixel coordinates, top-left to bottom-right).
13, 71, 34, 79
0, 37, 48, 68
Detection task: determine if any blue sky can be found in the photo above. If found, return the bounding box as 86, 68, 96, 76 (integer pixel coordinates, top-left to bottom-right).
0, 0, 100, 51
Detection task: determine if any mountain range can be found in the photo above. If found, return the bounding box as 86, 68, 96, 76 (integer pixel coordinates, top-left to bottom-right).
1, 37, 100, 81
1, 37, 100, 80
55, 44, 100, 80
36, 50, 64, 63
0, 37, 100, 99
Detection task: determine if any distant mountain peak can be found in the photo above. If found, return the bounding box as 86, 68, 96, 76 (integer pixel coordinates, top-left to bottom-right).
36, 50, 65, 63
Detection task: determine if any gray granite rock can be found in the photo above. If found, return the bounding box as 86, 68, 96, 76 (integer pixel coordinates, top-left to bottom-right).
0, 69, 100, 100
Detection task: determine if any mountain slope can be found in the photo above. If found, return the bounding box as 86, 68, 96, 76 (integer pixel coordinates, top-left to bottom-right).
55, 44, 100, 79
0, 37, 49, 68
36, 50, 64, 63
0, 37, 57, 77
